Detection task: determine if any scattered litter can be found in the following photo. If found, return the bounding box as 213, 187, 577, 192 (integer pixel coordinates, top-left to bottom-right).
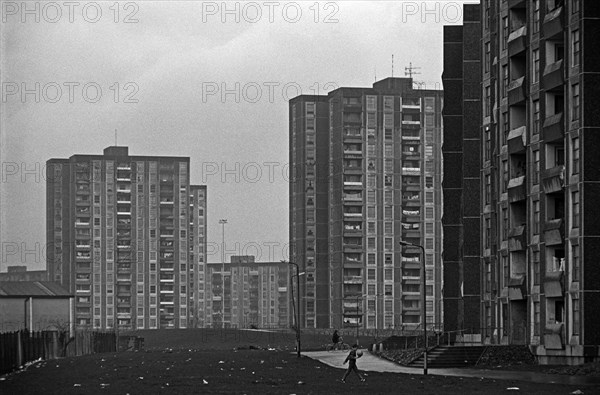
315, 366, 320, 369
100, 383, 110, 388
268, 348, 276, 351
275, 367, 283, 369
219, 361, 225, 364
138, 377, 144, 380
571, 391, 584, 395
203, 379, 208, 385
0, 378, 6, 381
506, 387, 519, 391
260, 360, 265, 364
73, 384, 81, 387
240, 367, 246, 370
297, 381, 305, 385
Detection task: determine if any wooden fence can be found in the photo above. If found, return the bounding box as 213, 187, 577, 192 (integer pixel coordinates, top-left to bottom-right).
0, 330, 116, 375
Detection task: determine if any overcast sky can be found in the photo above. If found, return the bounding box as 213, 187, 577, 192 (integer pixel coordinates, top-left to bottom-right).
0, 1, 472, 271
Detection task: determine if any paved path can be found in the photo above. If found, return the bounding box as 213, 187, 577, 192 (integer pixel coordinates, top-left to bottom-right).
302, 350, 600, 387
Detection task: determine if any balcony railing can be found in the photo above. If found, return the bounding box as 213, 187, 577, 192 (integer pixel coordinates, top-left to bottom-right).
543, 218, 564, 246
507, 77, 526, 105
508, 225, 526, 251
507, 176, 526, 202
541, 165, 565, 194
543, 59, 564, 91
507, 126, 527, 153
543, 6, 564, 39
343, 276, 363, 284
507, 26, 527, 56
542, 113, 564, 142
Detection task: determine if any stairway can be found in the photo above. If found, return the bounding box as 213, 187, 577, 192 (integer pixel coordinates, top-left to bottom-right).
409, 346, 487, 368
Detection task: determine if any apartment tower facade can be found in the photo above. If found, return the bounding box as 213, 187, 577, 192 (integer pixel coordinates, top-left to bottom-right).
46, 146, 207, 330
290, 78, 443, 330
477, 0, 600, 363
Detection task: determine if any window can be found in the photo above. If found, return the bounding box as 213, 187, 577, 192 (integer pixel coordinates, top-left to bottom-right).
484, 174, 491, 205
425, 238, 433, 250
502, 112, 509, 145
384, 206, 392, 219
533, 200, 540, 234
426, 253, 433, 266
384, 284, 392, 296
384, 222, 392, 234
533, 0, 540, 33
502, 16, 508, 50
572, 83, 580, 121
368, 284, 376, 295
367, 253, 376, 265
425, 191, 433, 203
485, 41, 491, 73
384, 268, 392, 281
502, 255, 509, 288
484, 86, 491, 118
572, 0, 579, 14
534, 301, 540, 336
484, 127, 491, 161
426, 223, 434, 234
572, 244, 580, 281
425, 207, 433, 219
533, 49, 540, 83
572, 298, 580, 336
384, 238, 393, 250
533, 150, 540, 184
502, 160, 508, 192
572, 191, 580, 228
484, 0, 489, 28
368, 269, 376, 280
367, 190, 375, 204
484, 218, 491, 249
571, 137, 579, 174
368, 237, 376, 250
367, 206, 375, 218
532, 100, 540, 135
502, 208, 508, 239
502, 65, 508, 97
368, 222, 376, 233
572, 30, 580, 66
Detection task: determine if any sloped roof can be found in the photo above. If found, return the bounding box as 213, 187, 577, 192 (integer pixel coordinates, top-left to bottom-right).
0, 281, 72, 297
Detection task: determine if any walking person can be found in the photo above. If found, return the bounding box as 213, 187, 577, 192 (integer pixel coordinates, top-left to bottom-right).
341, 344, 365, 383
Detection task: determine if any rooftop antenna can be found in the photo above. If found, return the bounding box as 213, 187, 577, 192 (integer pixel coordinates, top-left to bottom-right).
374, 66, 377, 82
115, 129, 118, 146
391, 54, 394, 77
405, 62, 422, 79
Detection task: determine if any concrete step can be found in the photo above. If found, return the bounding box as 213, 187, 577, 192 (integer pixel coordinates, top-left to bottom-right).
408, 346, 486, 368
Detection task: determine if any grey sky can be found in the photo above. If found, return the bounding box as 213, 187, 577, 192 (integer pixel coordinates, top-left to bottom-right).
0, 1, 470, 271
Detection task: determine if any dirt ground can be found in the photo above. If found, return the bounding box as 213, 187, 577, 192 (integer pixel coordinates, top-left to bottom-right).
1, 329, 597, 394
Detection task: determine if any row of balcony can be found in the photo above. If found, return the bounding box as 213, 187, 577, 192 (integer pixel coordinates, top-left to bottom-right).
507, 165, 565, 203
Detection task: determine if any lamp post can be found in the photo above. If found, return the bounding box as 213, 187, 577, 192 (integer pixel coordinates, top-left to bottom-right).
285, 261, 302, 357
219, 219, 228, 329
400, 240, 427, 375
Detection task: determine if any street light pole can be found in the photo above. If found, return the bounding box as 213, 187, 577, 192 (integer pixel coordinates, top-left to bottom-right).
400, 241, 427, 375
285, 261, 302, 357
219, 219, 228, 329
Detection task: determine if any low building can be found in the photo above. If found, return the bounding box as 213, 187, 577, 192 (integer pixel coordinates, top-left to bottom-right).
0, 266, 48, 282
204, 256, 290, 329
0, 281, 73, 332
